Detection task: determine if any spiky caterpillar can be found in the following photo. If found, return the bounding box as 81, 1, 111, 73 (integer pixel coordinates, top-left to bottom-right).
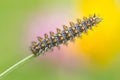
31, 14, 102, 56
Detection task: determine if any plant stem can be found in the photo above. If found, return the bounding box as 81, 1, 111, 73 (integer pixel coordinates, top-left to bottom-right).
0, 54, 35, 79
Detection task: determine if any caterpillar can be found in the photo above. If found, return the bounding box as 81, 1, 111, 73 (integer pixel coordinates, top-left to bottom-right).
31, 14, 102, 56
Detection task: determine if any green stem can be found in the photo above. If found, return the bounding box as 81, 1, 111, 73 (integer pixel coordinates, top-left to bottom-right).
0, 54, 35, 79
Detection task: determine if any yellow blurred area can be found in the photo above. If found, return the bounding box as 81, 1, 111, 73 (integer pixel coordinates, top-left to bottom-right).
75, 0, 120, 67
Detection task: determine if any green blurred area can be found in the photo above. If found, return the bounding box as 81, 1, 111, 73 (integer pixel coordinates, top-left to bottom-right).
0, 0, 76, 80
0, 0, 120, 80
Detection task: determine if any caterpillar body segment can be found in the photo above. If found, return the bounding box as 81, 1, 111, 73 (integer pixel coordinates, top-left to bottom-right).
30, 15, 102, 56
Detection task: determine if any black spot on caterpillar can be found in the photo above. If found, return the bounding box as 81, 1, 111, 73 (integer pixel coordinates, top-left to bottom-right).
30, 14, 102, 56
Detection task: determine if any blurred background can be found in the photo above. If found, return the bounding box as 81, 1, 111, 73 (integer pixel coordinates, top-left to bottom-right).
0, 0, 120, 80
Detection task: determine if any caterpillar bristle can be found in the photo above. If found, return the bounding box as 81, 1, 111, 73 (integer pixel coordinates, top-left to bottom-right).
30, 15, 103, 56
